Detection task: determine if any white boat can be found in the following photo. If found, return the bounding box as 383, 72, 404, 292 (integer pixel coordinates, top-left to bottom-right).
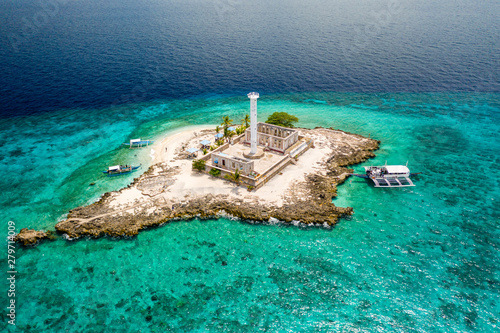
102, 164, 141, 176
351, 163, 420, 187
364, 164, 416, 187
123, 138, 154, 148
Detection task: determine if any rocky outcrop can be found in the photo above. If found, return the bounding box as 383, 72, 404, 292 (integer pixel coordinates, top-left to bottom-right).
14, 228, 55, 246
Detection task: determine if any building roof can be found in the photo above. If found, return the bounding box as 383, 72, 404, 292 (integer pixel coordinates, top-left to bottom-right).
383, 165, 410, 174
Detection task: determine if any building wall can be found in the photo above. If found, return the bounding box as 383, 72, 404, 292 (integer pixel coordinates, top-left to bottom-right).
210, 153, 254, 175
244, 122, 299, 153
257, 123, 295, 138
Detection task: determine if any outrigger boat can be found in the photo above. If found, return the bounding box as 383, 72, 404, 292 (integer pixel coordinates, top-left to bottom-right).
350, 163, 421, 188
123, 138, 154, 148
103, 164, 141, 176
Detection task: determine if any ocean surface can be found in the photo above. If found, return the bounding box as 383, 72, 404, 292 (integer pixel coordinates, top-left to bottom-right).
1, 0, 499, 332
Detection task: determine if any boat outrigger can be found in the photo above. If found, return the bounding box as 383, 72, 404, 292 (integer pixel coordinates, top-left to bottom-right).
103, 164, 141, 176
123, 138, 154, 148
350, 163, 421, 188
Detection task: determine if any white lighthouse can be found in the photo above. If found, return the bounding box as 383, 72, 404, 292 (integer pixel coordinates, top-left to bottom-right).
247, 92, 259, 155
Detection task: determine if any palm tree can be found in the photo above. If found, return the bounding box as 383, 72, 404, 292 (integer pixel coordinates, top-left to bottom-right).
221, 116, 233, 130
227, 130, 236, 142
242, 114, 250, 128
215, 125, 220, 134
224, 168, 240, 185
233, 168, 240, 183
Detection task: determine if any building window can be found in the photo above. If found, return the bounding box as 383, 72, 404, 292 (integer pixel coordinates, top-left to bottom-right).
222, 160, 225, 166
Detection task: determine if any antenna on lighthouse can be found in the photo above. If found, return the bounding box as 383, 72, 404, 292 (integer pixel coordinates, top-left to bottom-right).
247, 92, 259, 155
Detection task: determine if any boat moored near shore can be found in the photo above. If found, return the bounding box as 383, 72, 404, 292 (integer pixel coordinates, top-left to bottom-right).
350, 164, 421, 187
123, 138, 154, 148
103, 165, 141, 176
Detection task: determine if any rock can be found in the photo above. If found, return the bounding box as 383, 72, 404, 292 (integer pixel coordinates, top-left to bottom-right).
14, 228, 52, 246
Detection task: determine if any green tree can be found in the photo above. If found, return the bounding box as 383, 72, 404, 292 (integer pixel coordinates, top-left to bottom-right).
227, 130, 236, 141
221, 116, 233, 130
242, 114, 250, 128
209, 168, 221, 177
224, 168, 241, 184
192, 159, 206, 172
215, 125, 220, 134
265, 112, 299, 128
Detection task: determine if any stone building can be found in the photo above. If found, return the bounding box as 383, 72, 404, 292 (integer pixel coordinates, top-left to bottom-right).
210, 152, 254, 176
244, 122, 299, 154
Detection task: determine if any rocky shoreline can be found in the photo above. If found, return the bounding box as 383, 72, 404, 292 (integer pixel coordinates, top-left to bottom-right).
17, 127, 379, 247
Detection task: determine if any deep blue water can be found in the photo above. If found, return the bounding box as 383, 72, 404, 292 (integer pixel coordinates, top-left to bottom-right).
1, 0, 499, 332
1, 0, 499, 116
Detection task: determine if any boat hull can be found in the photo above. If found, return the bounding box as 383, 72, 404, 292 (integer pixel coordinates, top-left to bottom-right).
123, 140, 154, 148
102, 165, 140, 176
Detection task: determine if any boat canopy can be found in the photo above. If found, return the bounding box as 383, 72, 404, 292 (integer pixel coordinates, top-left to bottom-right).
130, 139, 141, 144
383, 165, 410, 174
109, 165, 121, 171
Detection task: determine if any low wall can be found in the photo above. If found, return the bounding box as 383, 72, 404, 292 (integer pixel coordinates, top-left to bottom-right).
203, 164, 258, 187
293, 138, 314, 159
288, 138, 313, 158
200, 133, 245, 161
200, 143, 228, 161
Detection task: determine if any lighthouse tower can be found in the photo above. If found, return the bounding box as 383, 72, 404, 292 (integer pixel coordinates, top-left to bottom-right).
247, 92, 259, 155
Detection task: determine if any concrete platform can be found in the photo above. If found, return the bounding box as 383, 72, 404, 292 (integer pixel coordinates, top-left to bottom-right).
243, 148, 265, 159
222, 143, 284, 174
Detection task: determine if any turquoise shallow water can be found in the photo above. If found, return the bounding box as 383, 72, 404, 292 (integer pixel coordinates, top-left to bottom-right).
1, 92, 499, 331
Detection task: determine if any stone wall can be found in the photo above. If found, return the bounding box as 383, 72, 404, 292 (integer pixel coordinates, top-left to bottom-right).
244, 122, 299, 154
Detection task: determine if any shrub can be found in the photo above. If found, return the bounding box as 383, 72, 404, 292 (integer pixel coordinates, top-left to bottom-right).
192, 159, 206, 172
209, 168, 221, 177
224, 169, 241, 184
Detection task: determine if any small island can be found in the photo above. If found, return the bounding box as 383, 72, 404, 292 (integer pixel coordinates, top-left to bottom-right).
17, 93, 379, 246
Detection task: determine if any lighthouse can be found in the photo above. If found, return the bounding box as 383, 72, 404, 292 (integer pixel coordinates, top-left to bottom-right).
247, 92, 259, 155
